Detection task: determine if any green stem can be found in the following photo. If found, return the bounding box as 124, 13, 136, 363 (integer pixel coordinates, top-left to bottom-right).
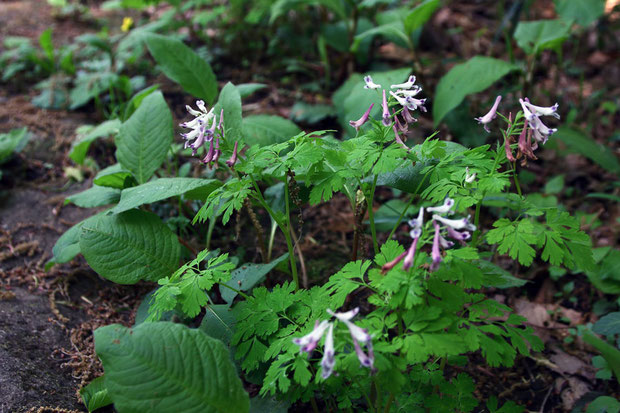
383, 393, 395, 413
249, 174, 299, 289
387, 169, 432, 240
284, 174, 300, 290
218, 282, 249, 299
472, 201, 482, 246
512, 161, 522, 197
367, 174, 379, 255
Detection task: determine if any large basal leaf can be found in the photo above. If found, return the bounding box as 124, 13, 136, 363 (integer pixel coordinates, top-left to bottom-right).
66, 185, 121, 208
333, 68, 412, 133
513, 19, 572, 56
111, 177, 221, 214
554, 0, 605, 27
70, 119, 121, 165
242, 115, 301, 147
555, 127, 620, 174
144, 33, 217, 104
94, 322, 250, 413
200, 304, 237, 345
80, 376, 112, 413
433, 56, 519, 126
214, 82, 242, 142
93, 164, 138, 189
47, 211, 108, 269
593, 312, 620, 338
115, 91, 173, 184
79, 210, 180, 284
404, 0, 440, 34
0, 127, 29, 164
220, 253, 289, 304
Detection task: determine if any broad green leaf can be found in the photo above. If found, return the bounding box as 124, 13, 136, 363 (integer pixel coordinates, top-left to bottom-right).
587, 249, 620, 294
242, 115, 301, 147
95, 322, 250, 413
220, 253, 289, 304
513, 19, 571, 55
353, 23, 411, 50
478, 260, 527, 288
554, 0, 605, 27
249, 396, 289, 413
123, 84, 159, 121
39, 28, 54, 61
214, 82, 242, 142
115, 91, 173, 184
111, 178, 221, 214
404, 0, 440, 34
585, 396, 620, 413
79, 210, 180, 284
144, 34, 217, 103
80, 376, 112, 412
200, 304, 236, 345
555, 127, 620, 174
290, 102, 335, 124
0, 127, 29, 164
47, 212, 107, 268
593, 312, 620, 338
66, 185, 120, 208
583, 330, 620, 384
333, 68, 412, 132
69, 120, 121, 164
237, 83, 267, 99
433, 56, 519, 126
93, 164, 138, 189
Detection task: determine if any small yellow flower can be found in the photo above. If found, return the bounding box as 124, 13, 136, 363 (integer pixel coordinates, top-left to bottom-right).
121, 17, 133, 33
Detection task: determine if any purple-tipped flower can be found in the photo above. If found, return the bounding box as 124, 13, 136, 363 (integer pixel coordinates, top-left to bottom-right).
181, 100, 222, 160
430, 221, 442, 271
201, 140, 215, 164
293, 320, 331, 354
349, 103, 374, 131
402, 107, 417, 124
446, 226, 471, 246
519, 98, 559, 145
402, 235, 420, 271
391, 75, 417, 89
382, 90, 391, 127
529, 116, 557, 144
320, 323, 335, 379
523, 100, 560, 119
475, 95, 502, 133
381, 250, 408, 274
226, 141, 239, 169
392, 124, 409, 149
363, 75, 381, 90
433, 214, 476, 231
426, 197, 455, 214
218, 108, 225, 133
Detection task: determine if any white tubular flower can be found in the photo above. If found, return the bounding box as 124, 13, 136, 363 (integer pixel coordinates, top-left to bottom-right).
320, 323, 335, 379
363, 75, 381, 90
407, 206, 425, 234
529, 116, 557, 144
523, 100, 560, 119
519, 98, 535, 121
433, 214, 476, 231
292, 320, 331, 354
389, 91, 409, 107
395, 87, 422, 97
327, 308, 359, 322
426, 198, 455, 214
181, 100, 217, 152
465, 167, 476, 183
390, 75, 417, 89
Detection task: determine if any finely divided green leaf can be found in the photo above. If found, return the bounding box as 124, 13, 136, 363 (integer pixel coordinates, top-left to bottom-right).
95, 322, 250, 413
115, 91, 173, 184
144, 34, 217, 103
433, 56, 519, 126
79, 210, 180, 284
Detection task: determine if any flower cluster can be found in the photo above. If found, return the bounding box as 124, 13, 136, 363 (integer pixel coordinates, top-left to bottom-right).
180, 100, 239, 169
351, 75, 427, 148
474, 95, 559, 164
292, 308, 375, 379
382, 197, 476, 273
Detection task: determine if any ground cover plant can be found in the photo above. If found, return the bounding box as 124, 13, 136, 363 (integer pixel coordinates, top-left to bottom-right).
1, 0, 619, 412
